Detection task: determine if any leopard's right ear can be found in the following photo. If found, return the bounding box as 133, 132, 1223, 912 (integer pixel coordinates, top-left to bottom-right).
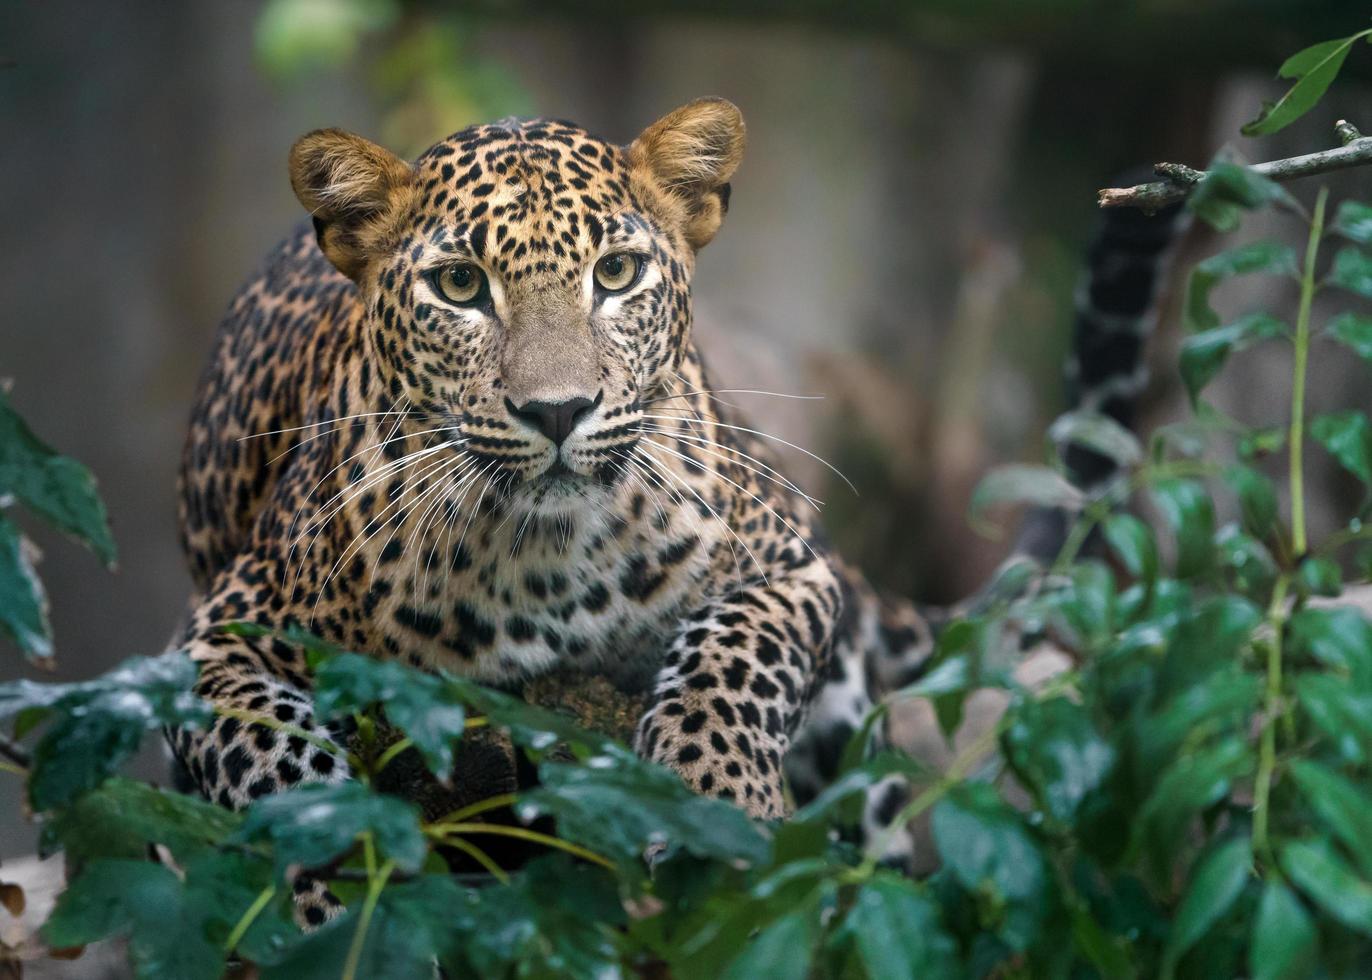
289, 128, 416, 280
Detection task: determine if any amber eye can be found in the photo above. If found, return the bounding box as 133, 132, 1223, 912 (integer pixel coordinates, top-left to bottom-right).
594, 253, 641, 293
433, 263, 487, 305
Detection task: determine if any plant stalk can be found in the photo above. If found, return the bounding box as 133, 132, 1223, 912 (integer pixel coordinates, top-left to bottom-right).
1290, 187, 1327, 557
1252, 574, 1291, 867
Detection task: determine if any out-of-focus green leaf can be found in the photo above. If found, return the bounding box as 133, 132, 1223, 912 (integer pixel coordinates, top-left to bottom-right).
1289, 607, 1372, 685
1289, 760, 1372, 877
1294, 673, 1372, 764
237, 781, 427, 876
1162, 836, 1251, 973
0, 388, 116, 567
1049, 411, 1143, 469
1104, 513, 1158, 586
1333, 200, 1372, 246
1325, 310, 1372, 361
1223, 464, 1279, 539
1238, 425, 1287, 460
1242, 33, 1364, 136
314, 652, 466, 777
1070, 905, 1136, 980
1151, 478, 1217, 578
1296, 556, 1343, 597
519, 746, 770, 876
1003, 696, 1114, 824
1180, 313, 1287, 407
1311, 410, 1372, 484
41, 777, 241, 865
1187, 164, 1298, 232
721, 905, 814, 980
970, 464, 1083, 530
0, 514, 50, 659
1281, 838, 1372, 937
1330, 245, 1372, 299
838, 874, 959, 980
932, 782, 1050, 950
255, 0, 400, 80
1215, 525, 1278, 600
1134, 738, 1251, 861
0, 653, 209, 810
1250, 880, 1317, 980
1184, 242, 1298, 333
444, 676, 619, 761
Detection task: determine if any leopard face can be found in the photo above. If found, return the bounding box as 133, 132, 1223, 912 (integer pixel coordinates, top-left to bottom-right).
289, 101, 745, 520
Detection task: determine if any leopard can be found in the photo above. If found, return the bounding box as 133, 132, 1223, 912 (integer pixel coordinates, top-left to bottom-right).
167, 98, 1183, 924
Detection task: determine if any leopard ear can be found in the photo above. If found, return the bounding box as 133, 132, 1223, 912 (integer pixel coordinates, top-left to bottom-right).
289, 128, 416, 280
630, 98, 745, 249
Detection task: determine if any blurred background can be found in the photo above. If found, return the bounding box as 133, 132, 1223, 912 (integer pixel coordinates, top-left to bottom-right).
4, 0, 1372, 856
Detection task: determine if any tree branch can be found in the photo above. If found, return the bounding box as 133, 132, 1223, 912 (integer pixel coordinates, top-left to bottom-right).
1099, 120, 1372, 211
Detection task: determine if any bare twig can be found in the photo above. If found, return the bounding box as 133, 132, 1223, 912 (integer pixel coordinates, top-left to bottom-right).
0, 734, 31, 770
1099, 120, 1372, 211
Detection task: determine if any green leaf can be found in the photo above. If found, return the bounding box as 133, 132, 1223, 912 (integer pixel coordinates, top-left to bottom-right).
1296, 556, 1342, 597
444, 676, 619, 761
1187, 163, 1297, 232
42, 859, 228, 980
721, 905, 814, 980
1325, 310, 1372, 361
1162, 835, 1251, 973
1003, 696, 1114, 824
1134, 738, 1252, 861
1223, 465, 1278, 539
1289, 607, 1372, 684
1294, 673, 1372, 764
519, 746, 770, 875
1250, 881, 1317, 980
1215, 525, 1278, 601
1179, 313, 1287, 407
314, 653, 466, 777
1150, 478, 1216, 578
1311, 410, 1372, 484
237, 781, 427, 875
41, 777, 241, 865
1049, 411, 1143, 469
1333, 200, 1372, 246
0, 653, 210, 810
1184, 242, 1298, 333
932, 782, 1050, 950
0, 387, 116, 566
0, 514, 51, 659
970, 464, 1083, 529
1281, 838, 1372, 937
1104, 513, 1159, 585
1238, 424, 1287, 460
1242, 34, 1359, 136
1329, 246, 1372, 299
1289, 760, 1372, 877
839, 874, 959, 980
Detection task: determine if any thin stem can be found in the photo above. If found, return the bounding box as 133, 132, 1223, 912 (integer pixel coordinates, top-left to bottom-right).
0, 760, 27, 778
223, 884, 276, 954
429, 792, 519, 827
1253, 574, 1291, 868
216, 707, 340, 758
1290, 186, 1327, 558
372, 737, 414, 776
442, 836, 511, 883
341, 859, 394, 980
427, 822, 615, 870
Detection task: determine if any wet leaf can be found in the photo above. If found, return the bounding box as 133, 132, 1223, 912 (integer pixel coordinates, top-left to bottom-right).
1325, 310, 1372, 361
1294, 673, 1372, 764
1049, 411, 1143, 469
0, 388, 116, 566
1188, 163, 1298, 232
1104, 513, 1158, 585
0, 514, 50, 660
1250, 881, 1317, 980
1296, 556, 1342, 597
1223, 465, 1278, 539
1329, 246, 1372, 300
1162, 835, 1251, 972
1150, 478, 1216, 578
1310, 410, 1372, 484
314, 653, 467, 777
970, 464, 1083, 530
838, 874, 960, 980
1003, 696, 1114, 824
1180, 313, 1287, 407
1332, 200, 1372, 246
1184, 242, 1298, 333
1288, 607, 1372, 685
1289, 760, 1372, 877
1281, 838, 1372, 937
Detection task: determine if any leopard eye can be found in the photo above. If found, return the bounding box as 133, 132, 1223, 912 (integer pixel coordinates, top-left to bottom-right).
432, 263, 487, 306
593, 253, 641, 293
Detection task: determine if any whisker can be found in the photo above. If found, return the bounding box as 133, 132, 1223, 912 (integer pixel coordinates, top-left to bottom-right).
639, 413, 856, 495
635, 425, 822, 510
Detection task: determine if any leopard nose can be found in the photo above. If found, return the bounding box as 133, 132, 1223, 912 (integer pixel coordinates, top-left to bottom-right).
504, 391, 601, 446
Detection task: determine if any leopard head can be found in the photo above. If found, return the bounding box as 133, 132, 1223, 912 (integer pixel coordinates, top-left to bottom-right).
288, 99, 745, 513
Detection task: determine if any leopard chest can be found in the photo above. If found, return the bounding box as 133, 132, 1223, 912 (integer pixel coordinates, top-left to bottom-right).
363, 486, 722, 687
